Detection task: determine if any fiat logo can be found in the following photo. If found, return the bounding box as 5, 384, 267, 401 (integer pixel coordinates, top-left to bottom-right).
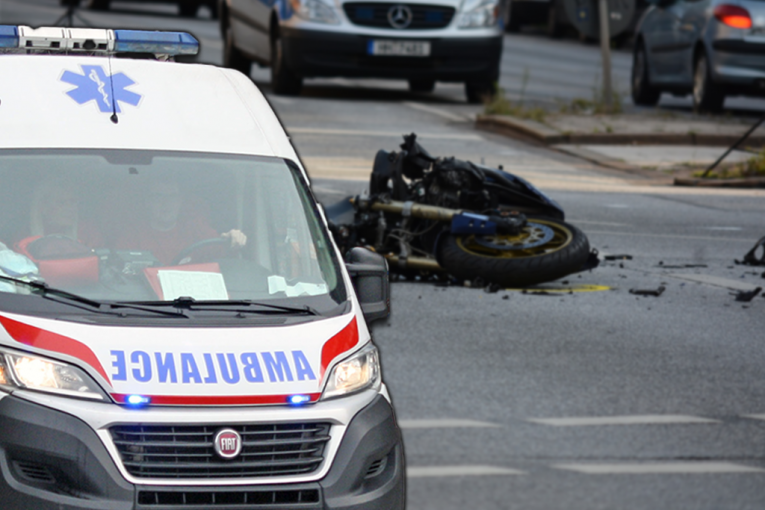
387, 5, 413, 29
213, 429, 242, 459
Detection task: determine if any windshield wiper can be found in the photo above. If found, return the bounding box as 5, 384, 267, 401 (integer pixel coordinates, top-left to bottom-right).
125, 297, 321, 316
0, 275, 187, 318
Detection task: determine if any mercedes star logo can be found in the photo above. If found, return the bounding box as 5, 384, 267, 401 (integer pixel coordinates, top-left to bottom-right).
387, 5, 413, 29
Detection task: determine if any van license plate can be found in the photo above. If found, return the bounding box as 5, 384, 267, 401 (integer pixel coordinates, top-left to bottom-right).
368, 40, 431, 57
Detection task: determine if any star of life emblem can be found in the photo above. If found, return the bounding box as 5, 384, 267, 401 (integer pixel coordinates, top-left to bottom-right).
61, 65, 142, 113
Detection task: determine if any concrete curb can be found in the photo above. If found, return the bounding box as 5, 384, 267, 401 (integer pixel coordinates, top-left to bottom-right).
475, 114, 765, 147
673, 176, 765, 187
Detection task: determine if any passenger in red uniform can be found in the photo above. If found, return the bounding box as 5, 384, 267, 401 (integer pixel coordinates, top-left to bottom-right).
115, 178, 246, 266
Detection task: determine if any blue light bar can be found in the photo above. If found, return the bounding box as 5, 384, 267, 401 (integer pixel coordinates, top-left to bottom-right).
0, 26, 19, 49
126, 394, 151, 407
288, 394, 311, 406
114, 30, 198, 56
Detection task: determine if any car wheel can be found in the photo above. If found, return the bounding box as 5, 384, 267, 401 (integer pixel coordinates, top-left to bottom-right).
693, 52, 724, 113
87, 0, 110, 9
546, 0, 563, 38
207, 0, 219, 18
270, 32, 303, 96
631, 43, 661, 106
223, 25, 252, 76
179, 1, 200, 17
504, 0, 521, 32
409, 79, 435, 93
465, 80, 494, 104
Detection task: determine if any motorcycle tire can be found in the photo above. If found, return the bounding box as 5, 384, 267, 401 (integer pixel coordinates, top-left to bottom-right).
437, 217, 590, 288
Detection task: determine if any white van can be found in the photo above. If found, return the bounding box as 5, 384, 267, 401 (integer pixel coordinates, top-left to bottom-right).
0, 26, 403, 510
218, 0, 504, 102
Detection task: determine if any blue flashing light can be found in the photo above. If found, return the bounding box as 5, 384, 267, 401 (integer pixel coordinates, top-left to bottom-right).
288, 394, 311, 406
0, 26, 19, 49
126, 395, 151, 407
114, 30, 199, 56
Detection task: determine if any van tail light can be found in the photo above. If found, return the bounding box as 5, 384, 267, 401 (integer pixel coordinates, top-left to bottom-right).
714, 5, 752, 29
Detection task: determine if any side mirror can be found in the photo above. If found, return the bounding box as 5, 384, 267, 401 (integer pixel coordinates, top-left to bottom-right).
345, 247, 390, 324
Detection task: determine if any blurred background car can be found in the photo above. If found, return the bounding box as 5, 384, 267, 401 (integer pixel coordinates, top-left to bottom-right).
62, 0, 218, 18
632, 0, 765, 111
219, 0, 504, 102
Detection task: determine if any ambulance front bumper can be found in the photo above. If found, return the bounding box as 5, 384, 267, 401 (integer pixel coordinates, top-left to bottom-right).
0, 390, 405, 510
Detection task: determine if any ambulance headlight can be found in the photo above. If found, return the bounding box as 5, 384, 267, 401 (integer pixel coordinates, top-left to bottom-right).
322, 343, 380, 400
0, 350, 107, 401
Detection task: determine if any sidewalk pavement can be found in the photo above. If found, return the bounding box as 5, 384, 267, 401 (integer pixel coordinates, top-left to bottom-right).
476, 112, 765, 187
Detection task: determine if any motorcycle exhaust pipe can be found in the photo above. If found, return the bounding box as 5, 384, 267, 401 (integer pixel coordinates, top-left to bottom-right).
367, 200, 460, 222
384, 254, 443, 271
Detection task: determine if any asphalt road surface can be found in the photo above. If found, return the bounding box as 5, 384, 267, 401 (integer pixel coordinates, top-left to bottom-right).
4, 3, 765, 509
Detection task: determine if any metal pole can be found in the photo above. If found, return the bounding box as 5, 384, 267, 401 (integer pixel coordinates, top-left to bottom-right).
701, 110, 765, 177
598, 0, 612, 110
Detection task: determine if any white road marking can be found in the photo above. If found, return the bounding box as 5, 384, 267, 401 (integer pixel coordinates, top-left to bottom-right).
402, 101, 472, 122
407, 465, 525, 478
287, 127, 482, 141
398, 419, 501, 429
704, 227, 743, 231
667, 273, 761, 292
528, 415, 719, 427
554, 462, 765, 474
742, 414, 765, 421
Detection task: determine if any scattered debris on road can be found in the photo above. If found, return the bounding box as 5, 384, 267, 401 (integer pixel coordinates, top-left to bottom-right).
605, 254, 633, 261
629, 286, 666, 297
735, 236, 765, 266
656, 264, 708, 268
732, 287, 762, 302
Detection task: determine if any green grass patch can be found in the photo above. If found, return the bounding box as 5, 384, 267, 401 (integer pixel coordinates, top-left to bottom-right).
694, 148, 765, 179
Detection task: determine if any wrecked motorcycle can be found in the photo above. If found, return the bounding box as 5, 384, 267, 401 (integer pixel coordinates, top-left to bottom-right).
325, 134, 592, 288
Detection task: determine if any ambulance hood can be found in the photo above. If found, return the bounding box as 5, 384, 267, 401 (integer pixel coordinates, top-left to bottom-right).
0, 310, 365, 405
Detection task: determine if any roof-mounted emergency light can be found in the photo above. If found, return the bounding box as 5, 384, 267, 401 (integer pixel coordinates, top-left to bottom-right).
0, 25, 199, 58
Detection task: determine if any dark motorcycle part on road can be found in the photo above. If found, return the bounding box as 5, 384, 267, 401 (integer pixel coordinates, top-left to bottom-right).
326, 133, 592, 288
736, 235, 765, 266
732, 287, 762, 302
629, 286, 666, 297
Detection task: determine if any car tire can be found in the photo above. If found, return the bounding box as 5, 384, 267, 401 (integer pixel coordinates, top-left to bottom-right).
693, 52, 724, 113
465, 80, 494, 104
207, 0, 218, 18
409, 79, 435, 93
223, 25, 252, 76
504, 0, 521, 32
546, 0, 564, 38
179, 1, 200, 17
271, 32, 303, 96
86, 0, 110, 9
631, 43, 660, 106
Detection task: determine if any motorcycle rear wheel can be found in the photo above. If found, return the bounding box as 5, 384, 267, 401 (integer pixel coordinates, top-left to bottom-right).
438, 218, 590, 287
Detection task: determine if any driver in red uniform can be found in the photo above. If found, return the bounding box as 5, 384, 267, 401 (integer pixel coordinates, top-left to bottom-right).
114, 178, 246, 266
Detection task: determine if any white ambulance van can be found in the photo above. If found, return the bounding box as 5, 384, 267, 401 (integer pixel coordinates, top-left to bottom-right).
0, 26, 403, 510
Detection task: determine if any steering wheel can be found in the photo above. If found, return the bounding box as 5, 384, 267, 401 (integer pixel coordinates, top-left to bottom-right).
171, 237, 230, 266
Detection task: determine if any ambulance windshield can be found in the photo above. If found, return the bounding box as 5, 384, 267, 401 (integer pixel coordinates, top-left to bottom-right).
0, 149, 347, 315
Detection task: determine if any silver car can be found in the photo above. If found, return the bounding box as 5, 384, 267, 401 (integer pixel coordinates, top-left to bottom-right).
632, 0, 765, 111
219, 0, 504, 102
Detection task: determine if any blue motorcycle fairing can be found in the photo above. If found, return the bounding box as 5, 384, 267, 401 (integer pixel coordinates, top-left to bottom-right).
477, 165, 565, 220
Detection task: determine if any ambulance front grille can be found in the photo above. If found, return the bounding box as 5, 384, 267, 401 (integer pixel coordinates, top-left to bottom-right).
109, 423, 331, 479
